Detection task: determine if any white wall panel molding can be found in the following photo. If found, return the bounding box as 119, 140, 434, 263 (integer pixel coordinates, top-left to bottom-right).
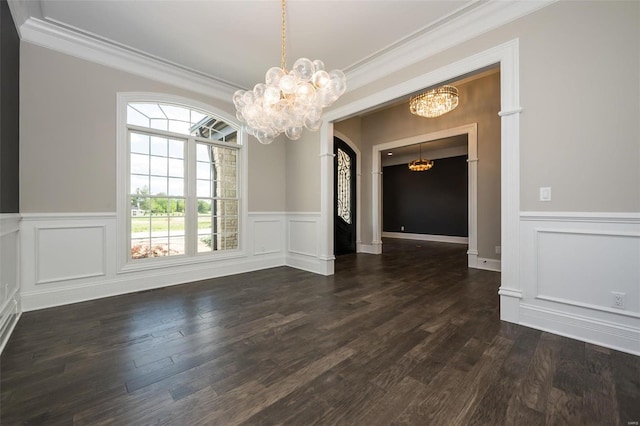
20, 212, 286, 311
18, 18, 239, 102
285, 212, 333, 275
517, 213, 640, 355
521, 211, 640, 223
0, 213, 22, 354
35, 225, 106, 284
249, 213, 286, 257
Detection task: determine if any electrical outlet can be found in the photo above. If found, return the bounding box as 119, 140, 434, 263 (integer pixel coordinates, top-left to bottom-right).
495, 246, 501, 255
612, 291, 626, 309
401, 226, 405, 231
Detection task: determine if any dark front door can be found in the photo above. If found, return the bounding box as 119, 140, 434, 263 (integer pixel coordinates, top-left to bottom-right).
334, 137, 356, 255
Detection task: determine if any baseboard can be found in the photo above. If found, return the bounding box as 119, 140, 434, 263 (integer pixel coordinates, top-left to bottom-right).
358, 243, 382, 255
286, 254, 333, 276
0, 289, 21, 354
382, 232, 468, 244
474, 257, 501, 272
21, 256, 285, 311
520, 303, 640, 356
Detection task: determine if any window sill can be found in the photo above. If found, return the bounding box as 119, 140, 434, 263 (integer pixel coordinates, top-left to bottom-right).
117, 249, 248, 274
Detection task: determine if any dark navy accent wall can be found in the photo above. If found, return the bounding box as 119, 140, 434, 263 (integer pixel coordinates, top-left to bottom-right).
0, 0, 20, 213
383, 155, 468, 237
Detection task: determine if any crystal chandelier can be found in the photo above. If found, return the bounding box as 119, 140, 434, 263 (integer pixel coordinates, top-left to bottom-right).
233, 0, 347, 144
409, 85, 459, 118
408, 143, 434, 172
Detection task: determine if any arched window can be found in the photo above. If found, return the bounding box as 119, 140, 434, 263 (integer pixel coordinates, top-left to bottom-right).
118, 94, 243, 268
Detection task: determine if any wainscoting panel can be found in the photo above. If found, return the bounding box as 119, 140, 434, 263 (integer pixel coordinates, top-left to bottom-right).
0, 214, 21, 353
286, 213, 332, 275
36, 225, 106, 284
248, 213, 285, 256
517, 212, 640, 355
20, 213, 290, 311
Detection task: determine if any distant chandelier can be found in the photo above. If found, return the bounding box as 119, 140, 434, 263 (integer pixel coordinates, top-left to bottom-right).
408, 143, 434, 172
233, 0, 347, 144
409, 85, 459, 118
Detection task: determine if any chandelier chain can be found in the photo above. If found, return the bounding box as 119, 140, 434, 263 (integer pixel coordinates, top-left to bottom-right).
281, 0, 287, 71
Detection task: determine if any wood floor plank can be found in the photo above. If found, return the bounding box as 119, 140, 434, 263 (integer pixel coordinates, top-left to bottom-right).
1, 238, 638, 425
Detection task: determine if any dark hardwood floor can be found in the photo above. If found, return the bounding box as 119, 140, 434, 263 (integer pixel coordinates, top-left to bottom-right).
1, 239, 638, 425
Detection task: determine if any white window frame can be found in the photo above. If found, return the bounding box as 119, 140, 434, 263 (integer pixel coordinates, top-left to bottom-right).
116, 92, 248, 273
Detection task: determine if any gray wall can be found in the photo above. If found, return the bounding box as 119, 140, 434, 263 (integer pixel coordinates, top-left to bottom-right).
332, 0, 639, 214
1, 0, 19, 213
20, 42, 286, 213
383, 156, 468, 237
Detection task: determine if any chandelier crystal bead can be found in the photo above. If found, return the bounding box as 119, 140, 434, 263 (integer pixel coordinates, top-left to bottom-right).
409, 85, 459, 118
233, 0, 347, 144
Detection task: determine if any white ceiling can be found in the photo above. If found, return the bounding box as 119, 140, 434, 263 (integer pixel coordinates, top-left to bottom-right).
22, 0, 480, 90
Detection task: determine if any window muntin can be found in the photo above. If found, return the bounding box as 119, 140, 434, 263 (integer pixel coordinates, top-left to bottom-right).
126, 102, 240, 261
127, 102, 237, 143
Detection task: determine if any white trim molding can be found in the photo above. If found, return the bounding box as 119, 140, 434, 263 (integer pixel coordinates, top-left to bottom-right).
516, 211, 640, 355
322, 40, 522, 305
371, 123, 479, 269
0, 214, 22, 354
18, 17, 239, 102
382, 232, 468, 245
285, 212, 333, 276
345, 1, 556, 91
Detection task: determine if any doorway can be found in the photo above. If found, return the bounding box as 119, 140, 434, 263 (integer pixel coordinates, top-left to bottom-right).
334, 137, 357, 255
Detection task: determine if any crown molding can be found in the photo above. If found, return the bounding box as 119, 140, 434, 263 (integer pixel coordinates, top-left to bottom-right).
19, 17, 240, 103
345, 0, 557, 92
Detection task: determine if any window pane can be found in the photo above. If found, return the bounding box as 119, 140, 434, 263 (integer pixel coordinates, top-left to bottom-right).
168, 178, 184, 196
168, 120, 191, 135
223, 234, 238, 250
127, 106, 149, 127
150, 177, 167, 196
130, 103, 165, 119
131, 133, 149, 154
196, 162, 211, 180
150, 156, 167, 176
150, 137, 167, 156
225, 200, 238, 216
150, 119, 168, 131
198, 215, 212, 233
160, 104, 190, 122
130, 154, 149, 175
191, 110, 207, 124
168, 158, 183, 178
169, 140, 184, 159
197, 180, 211, 197
168, 236, 186, 255
169, 215, 185, 236
131, 174, 149, 194
197, 199, 212, 215
198, 234, 213, 253
151, 214, 169, 236
196, 144, 210, 162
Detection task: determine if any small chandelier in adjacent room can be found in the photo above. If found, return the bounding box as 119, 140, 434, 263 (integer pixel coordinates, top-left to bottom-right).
233, 0, 347, 144
409, 85, 459, 118
408, 143, 434, 172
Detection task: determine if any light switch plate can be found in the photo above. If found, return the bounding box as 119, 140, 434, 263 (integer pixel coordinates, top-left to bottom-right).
540, 187, 551, 201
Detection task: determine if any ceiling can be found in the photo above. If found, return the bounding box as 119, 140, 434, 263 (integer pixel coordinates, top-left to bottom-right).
16, 0, 481, 91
